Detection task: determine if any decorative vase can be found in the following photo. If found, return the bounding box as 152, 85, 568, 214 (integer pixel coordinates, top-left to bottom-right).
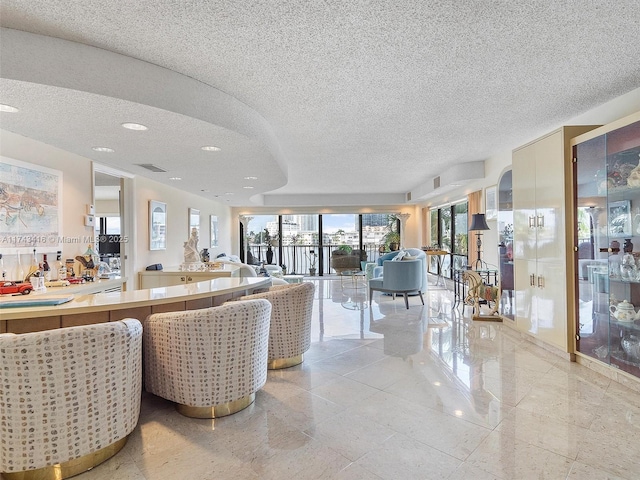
266, 246, 274, 264
621, 334, 640, 359
200, 248, 210, 263
611, 240, 621, 252
309, 267, 316, 276
624, 238, 634, 253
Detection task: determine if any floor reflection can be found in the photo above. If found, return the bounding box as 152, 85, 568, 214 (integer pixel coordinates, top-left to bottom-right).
82, 277, 640, 480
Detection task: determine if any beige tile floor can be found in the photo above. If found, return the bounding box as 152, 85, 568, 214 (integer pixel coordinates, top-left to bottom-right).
79, 278, 640, 480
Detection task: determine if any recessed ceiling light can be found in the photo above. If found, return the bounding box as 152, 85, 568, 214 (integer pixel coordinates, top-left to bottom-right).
224, 192, 234, 195
201, 146, 221, 152
244, 176, 258, 180
121, 122, 148, 131
243, 186, 254, 189
0, 104, 19, 113
201, 189, 210, 192
169, 177, 182, 180
92, 146, 114, 152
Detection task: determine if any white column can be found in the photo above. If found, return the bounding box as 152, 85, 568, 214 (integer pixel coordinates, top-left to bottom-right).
238, 215, 254, 263
397, 213, 411, 249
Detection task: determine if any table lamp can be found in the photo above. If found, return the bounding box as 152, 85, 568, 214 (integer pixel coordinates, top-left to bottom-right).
469, 213, 490, 269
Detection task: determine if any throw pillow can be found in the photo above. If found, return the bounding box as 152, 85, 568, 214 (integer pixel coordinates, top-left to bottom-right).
402, 255, 417, 261
391, 250, 407, 261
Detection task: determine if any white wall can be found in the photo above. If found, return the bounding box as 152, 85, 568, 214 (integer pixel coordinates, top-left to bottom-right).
0, 130, 232, 288
0, 130, 94, 278
133, 175, 232, 281
96, 199, 120, 216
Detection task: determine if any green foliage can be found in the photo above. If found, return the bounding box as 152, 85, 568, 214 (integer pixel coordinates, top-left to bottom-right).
382, 230, 400, 246
338, 244, 353, 254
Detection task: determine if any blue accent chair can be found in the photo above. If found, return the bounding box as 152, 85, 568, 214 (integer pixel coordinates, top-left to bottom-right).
368, 260, 425, 309
372, 248, 428, 294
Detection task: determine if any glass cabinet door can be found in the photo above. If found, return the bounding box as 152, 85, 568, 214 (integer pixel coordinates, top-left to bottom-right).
574, 134, 609, 362
574, 117, 640, 378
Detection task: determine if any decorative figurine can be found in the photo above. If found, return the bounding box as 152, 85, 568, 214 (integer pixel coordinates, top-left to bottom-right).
184, 227, 200, 264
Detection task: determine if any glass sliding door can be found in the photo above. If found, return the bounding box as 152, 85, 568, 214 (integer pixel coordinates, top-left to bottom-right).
428, 202, 468, 280
430, 209, 439, 246
440, 205, 454, 278
452, 202, 468, 274
281, 214, 319, 275
244, 215, 279, 266
323, 213, 362, 274
240, 212, 399, 276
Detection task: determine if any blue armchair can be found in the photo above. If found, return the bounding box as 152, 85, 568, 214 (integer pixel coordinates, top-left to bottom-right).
372, 248, 428, 294
368, 260, 425, 309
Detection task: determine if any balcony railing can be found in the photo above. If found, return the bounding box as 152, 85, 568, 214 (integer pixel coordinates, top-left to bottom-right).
249, 243, 468, 278
248, 244, 386, 275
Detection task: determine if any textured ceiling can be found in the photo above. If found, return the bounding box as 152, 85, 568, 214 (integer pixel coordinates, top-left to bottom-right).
1, 1, 640, 206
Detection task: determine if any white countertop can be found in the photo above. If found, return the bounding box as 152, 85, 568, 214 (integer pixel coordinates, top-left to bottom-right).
0, 276, 270, 320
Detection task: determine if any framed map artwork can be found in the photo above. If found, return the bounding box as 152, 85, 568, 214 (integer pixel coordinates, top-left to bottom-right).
0, 156, 63, 252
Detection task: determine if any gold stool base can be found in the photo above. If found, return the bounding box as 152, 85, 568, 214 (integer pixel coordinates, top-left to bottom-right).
176, 393, 255, 418
268, 354, 303, 370
2, 436, 128, 480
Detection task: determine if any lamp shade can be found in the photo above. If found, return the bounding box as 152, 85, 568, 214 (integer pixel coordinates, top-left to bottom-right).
469, 213, 490, 231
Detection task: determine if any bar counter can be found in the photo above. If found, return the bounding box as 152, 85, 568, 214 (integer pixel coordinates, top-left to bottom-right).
0, 276, 271, 333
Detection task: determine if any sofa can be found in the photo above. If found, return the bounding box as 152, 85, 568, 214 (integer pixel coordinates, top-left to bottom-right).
372, 248, 428, 294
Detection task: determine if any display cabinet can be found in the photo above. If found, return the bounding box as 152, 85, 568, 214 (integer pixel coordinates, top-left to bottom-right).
573, 112, 640, 378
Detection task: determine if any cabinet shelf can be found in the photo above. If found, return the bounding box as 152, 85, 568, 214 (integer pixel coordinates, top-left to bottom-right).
611, 349, 640, 368
607, 185, 640, 202
609, 277, 640, 284
609, 317, 640, 332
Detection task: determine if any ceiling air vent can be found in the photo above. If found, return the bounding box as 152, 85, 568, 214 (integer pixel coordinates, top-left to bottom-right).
433, 176, 441, 189
136, 163, 167, 173
406, 192, 412, 202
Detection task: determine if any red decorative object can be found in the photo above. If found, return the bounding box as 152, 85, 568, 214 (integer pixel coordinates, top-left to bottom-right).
0, 281, 33, 295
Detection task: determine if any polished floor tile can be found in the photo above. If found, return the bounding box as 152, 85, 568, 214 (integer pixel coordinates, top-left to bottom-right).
78, 278, 640, 479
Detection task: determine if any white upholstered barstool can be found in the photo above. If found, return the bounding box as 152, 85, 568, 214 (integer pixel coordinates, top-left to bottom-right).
234, 282, 315, 369
143, 299, 272, 418
0, 319, 142, 480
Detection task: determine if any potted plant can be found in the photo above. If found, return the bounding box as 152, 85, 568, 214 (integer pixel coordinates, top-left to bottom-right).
263, 229, 274, 264
382, 214, 401, 251
306, 249, 318, 276
383, 231, 400, 251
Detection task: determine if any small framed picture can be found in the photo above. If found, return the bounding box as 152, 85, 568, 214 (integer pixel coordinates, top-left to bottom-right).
609, 200, 632, 237
149, 200, 167, 250
210, 215, 218, 248
189, 208, 200, 236
485, 185, 497, 220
